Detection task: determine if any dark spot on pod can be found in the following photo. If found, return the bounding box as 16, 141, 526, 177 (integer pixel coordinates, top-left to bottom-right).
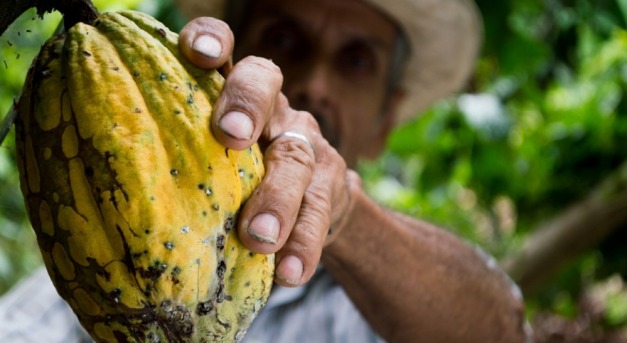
193, 84, 199, 91
248, 252, 254, 257
145, 230, 150, 234
114, 330, 132, 342
215, 284, 225, 303
217, 260, 226, 279
171, 266, 181, 275
187, 94, 194, 104
170, 169, 179, 176
238, 169, 245, 177
198, 183, 205, 190
133, 71, 140, 77
213, 204, 220, 211
196, 302, 212, 315
84, 166, 94, 177
104, 151, 115, 161
140, 261, 167, 282
159, 73, 167, 81
244, 281, 251, 287
112, 66, 119, 71
216, 235, 225, 251
134, 108, 142, 113
202, 211, 208, 217
164, 242, 174, 250
144, 284, 153, 297
224, 295, 233, 301
174, 109, 181, 115
110, 288, 122, 303
132, 252, 142, 259
224, 216, 234, 233
224, 148, 229, 157
162, 304, 194, 337
157, 28, 167, 37
82, 51, 91, 57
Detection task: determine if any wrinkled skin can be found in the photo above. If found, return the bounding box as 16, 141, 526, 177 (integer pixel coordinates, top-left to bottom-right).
178, 0, 530, 342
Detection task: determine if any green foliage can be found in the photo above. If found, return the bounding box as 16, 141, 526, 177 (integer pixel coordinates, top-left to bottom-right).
361, 0, 627, 325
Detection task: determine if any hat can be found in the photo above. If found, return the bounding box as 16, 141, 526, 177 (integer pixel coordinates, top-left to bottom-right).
175, 0, 482, 123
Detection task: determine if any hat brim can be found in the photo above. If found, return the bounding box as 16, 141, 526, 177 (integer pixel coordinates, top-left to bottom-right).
175, 0, 482, 124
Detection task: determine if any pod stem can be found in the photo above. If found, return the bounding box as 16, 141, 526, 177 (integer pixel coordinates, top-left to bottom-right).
1, 0, 99, 37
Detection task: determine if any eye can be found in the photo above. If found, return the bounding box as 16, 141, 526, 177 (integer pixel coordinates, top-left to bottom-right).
337, 42, 377, 77
260, 22, 304, 60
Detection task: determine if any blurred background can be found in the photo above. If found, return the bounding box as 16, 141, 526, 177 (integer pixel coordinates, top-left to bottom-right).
1, 0, 626, 341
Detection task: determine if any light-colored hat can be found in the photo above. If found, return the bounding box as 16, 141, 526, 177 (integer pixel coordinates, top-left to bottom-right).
176, 0, 482, 123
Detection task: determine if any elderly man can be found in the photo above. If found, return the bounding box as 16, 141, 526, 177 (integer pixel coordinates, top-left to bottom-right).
0, 0, 531, 342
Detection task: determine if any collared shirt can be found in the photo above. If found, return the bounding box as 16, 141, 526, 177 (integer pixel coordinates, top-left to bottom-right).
0, 266, 383, 343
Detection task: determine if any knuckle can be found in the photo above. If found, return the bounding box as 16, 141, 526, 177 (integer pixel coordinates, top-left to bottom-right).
239, 56, 283, 84
267, 138, 316, 169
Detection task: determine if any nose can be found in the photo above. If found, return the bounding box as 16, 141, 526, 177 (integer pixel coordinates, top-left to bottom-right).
285, 63, 332, 111
283, 63, 341, 149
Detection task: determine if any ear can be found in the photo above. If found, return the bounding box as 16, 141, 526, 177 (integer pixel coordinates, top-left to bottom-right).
362, 88, 406, 159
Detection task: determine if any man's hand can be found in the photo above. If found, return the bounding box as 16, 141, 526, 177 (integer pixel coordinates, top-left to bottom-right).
179, 17, 356, 287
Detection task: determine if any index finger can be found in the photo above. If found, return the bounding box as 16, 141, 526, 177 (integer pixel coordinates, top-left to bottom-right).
178, 17, 234, 69
211, 56, 284, 151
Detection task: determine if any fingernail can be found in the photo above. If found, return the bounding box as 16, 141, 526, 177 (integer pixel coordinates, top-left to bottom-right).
277, 255, 303, 285
219, 111, 254, 140
192, 35, 222, 58
248, 213, 280, 244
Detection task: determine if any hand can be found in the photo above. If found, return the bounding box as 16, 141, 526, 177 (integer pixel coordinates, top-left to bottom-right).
179, 17, 356, 287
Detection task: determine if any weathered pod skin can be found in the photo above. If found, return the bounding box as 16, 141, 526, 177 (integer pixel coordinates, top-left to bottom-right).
15, 10, 273, 343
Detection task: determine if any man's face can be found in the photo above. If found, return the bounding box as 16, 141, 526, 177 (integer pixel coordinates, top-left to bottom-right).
234, 0, 403, 167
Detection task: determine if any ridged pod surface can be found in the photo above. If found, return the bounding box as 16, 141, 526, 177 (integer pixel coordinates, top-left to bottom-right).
15, 10, 273, 343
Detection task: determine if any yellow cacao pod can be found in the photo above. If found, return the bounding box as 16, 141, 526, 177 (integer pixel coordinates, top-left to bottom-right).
15, 10, 273, 342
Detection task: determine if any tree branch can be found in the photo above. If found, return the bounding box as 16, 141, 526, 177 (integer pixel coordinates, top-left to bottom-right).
501, 160, 627, 294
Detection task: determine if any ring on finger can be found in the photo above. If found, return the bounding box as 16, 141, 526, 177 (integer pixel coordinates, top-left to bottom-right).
272, 131, 316, 156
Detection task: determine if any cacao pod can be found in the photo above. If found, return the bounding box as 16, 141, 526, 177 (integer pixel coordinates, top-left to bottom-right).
15, 10, 273, 343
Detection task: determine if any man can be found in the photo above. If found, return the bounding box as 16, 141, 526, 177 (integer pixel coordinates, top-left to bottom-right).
0, 0, 531, 342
